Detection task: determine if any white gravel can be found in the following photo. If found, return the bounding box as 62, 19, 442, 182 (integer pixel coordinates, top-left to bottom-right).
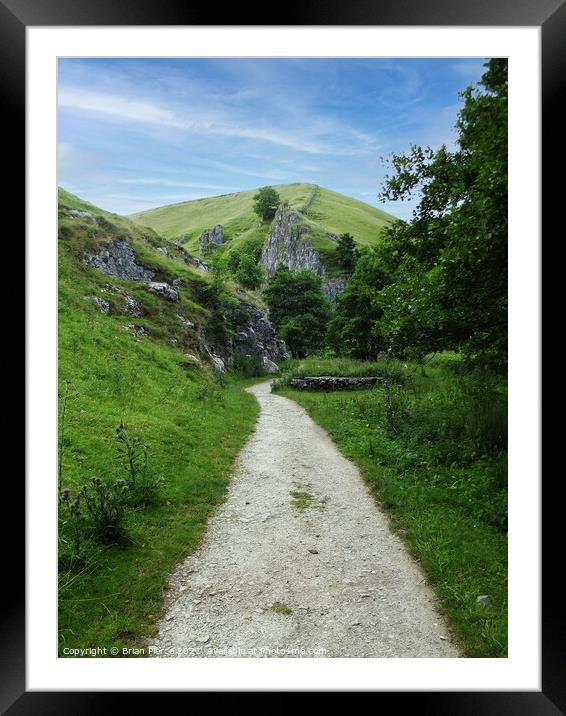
148, 380, 461, 658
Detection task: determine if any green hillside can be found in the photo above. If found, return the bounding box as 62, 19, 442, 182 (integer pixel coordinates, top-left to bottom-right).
129, 183, 397, 258
58, 188, 262, 654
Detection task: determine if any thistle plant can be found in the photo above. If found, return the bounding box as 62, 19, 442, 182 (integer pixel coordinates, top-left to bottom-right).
115, 422, 164, 506
80, 476, 129, 543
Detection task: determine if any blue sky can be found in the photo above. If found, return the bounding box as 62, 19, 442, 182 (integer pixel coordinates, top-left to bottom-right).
58, 58, 487, 220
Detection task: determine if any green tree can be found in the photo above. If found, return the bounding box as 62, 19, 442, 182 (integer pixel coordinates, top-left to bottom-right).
234, 253, 264, 290
377, 58, 508, 368
200, 253, 238, 342
328, 247, 390, 358
253, 186, 280, 222
336, 232, 359, 274
264, 267, 331, 358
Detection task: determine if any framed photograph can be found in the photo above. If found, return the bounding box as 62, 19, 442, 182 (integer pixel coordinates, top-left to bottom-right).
10, 0, 554, 708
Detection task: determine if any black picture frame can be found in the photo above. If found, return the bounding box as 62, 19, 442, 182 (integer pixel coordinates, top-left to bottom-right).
9, 0, 555, 709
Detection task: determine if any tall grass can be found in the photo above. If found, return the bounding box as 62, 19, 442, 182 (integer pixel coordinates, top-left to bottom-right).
275, 355, 408, 383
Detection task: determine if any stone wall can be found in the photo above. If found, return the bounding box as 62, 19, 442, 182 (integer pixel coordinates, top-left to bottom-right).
289, 376, 384, 391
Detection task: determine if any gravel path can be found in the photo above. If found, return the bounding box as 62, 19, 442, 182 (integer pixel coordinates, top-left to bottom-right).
149, 381, 460, 658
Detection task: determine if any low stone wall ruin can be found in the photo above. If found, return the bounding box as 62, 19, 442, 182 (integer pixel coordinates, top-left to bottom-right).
289, 376, 384, 391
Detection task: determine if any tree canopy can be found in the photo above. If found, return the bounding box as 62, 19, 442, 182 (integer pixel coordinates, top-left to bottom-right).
376, 58, 508, 367
335, 233, 359, 274
328, 247, 389, 359
253, 186, 281, 222
331, 59, 507, 368
264, 267, 330, 358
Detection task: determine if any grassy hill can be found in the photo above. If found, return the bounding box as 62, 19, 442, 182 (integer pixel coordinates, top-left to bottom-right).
129, 183, 397, 260
58, 188, 263, 654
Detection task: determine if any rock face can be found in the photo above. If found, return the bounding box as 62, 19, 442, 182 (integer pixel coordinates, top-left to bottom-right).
185, 255, 209, 272
123, 294, 143, 317
147, 282, 179, 302
289, 376, 385, 391
198, 225, 224, 256
211, 355, 226, 373
260, 203, 347, 301
232, 302, 288, 368
66, 208, 95, 220
89, 296, 110, 313
83, 240, 155, 281
82, 237, 286, 374
260, 204, 324, 280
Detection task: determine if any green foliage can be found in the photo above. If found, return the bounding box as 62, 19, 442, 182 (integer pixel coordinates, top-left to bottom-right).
335, 232, 359, 273
327, 247, 390, 358
199, 253, 238, 342
232, 353, 267, 378
233, 252, 264, 290
80, 476, 130, 544
253, 185, 281, 222
264, 267, 331, 358
376, 59, 508, 369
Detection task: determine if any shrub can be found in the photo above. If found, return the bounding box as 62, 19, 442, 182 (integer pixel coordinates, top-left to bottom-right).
233, 353, 266, 377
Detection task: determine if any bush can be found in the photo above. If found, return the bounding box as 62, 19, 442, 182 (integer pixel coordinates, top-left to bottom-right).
264, 267, 331, 358
234, 253, 264, 290
233, 353, 266, 377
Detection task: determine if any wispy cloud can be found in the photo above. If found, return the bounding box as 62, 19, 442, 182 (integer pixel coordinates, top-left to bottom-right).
59, 85, 340, 154
59, 88, 184, 128
117, 178, 237, 191
58, 58, 481, 216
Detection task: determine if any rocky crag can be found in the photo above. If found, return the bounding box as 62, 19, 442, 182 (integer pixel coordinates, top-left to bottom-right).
82, 237, 286, 373
198, 225, 224, 256
232, 302, 288, 373
260, 203, 347, 301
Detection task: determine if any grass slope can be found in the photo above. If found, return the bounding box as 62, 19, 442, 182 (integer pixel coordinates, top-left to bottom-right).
130, 184, 397, 266
58, 188, 261, 655
275, 356, 508, 658
306, 187, 394, 246
129, 183, 313, 247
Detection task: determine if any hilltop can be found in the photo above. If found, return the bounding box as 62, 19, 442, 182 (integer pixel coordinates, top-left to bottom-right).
130, 183, 395, 257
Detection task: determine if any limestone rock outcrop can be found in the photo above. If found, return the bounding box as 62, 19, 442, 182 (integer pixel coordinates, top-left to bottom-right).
231, 302, 289, 368
260, 203, 324, 280
83, 240, 155, 281
260, 203, 347, 300
198, 225, 224, 256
